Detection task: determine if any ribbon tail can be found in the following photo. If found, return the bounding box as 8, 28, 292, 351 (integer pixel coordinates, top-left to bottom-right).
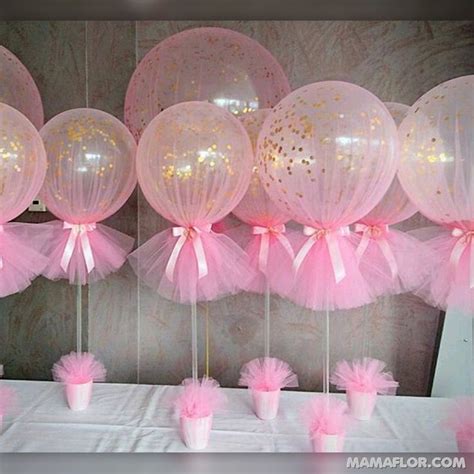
166, 234, 187, 282
80, 232, 95, 274
276, 233, 295, 261
61, 230, 78, 273
325, 233, 346, 284
192, 233, 208, 280
377, 238, 398, 280
355, 233, 370, 262
0, 256, 3, 270
293, 236, 316, 275
258, 233, 270, 273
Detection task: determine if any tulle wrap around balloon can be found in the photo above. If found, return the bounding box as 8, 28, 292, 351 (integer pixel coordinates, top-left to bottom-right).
398, 76, 474, 315
0, 103, 48, 297
227, 109, 296, 295
129, 102, 254, 303
0, 47, 44, 129
353, 103, 433, 297
39, 108, 137, 285
124, 27, 291, 140
257, 82, 399, 310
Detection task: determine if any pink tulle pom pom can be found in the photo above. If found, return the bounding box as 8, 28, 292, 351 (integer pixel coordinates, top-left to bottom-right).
238, 357, 299, 391
128, 228, 254, 304
0, 223, 50, 297
331, 358, 399, 395
442, 397, 474, 440
0, 384, 17, 416
52, 352, 106, 384
175, 377, 226, 419
41, 220, 135, 286
302, 396, 350, 437
414, 226, 474, 316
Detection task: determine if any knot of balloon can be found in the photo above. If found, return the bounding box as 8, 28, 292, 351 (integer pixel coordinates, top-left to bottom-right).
166, 225, 212, 282
61, 222, 97, 274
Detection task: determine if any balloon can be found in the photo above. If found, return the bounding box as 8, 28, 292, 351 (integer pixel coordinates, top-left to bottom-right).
257, 81, 399, 310
129, 101, 254, 303
0, 102, 48, 296
39, 108, 137, 285
398, 76, 474, 314
352, 102, 433, 297
0, 46, 44, 129
228, 109, 295, 295
124, 27, 291, 140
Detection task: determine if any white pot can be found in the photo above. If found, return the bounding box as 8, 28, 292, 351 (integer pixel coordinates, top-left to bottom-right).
251, 389, 280, 420
312, 432, 345, 452
347, 390, 377, 421
180, 414, 213, 450
65, 380, 93, 411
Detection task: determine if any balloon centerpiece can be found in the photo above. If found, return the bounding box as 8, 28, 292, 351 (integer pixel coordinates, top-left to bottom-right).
398, 75, 474, 315
39, 108, 137, 285
257, 81, 400, 311
352, 102, 434, 297
0, 103, 48, 297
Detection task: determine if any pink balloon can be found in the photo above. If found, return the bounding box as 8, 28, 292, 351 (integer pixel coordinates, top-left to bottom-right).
136, 102, 252, 226
0, 103, 48, 296
0, 103, 46, 222
233, 109, 291, 226
228, 109, 295, 295
129, 101, 254, 303
257, 81, 399, 310
353, 102, 433, 298
398, 76, 474, 315
39, 108, 137, 285
124, 27, 291, 140
398, 76, 473, 226
0, 46, 44, 129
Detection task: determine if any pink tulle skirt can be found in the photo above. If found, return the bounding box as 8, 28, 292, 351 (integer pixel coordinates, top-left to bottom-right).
128, 228, 255, 303
225, 223, 297, 296
0, 223, 50, 297
41, 220, 135, 285
286, 232, 375, 311
353, 229, 435, 297
415, 227, 473, 316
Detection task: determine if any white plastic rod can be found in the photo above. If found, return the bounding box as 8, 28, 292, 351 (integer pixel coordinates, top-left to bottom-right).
76, 283, 82, 354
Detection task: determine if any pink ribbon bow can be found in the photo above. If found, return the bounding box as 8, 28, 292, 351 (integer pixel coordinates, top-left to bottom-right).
354, 223, 398, 279
0, 225, 4, 270
165, 225, 212, 282
450, 228, 474, 289
61, 222, 96, 274
293, 225, 350, 284
252, 224, 294, 273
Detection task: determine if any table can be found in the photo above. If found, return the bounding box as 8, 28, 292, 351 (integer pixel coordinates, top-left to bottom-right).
0, 380, 457, 452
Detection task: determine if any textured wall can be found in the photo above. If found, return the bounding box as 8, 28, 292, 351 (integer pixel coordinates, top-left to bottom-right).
1, 21, 473, 394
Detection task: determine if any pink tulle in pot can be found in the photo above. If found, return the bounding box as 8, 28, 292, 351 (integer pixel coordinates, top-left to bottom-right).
239, 357, 298, 420
302, 396, 350, 452
52, 352, 106, 411
174, 377, 226, 450
331, 358, 398, 420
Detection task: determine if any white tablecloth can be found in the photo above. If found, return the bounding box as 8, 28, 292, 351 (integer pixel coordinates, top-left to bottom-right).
0, 380, 456, 452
